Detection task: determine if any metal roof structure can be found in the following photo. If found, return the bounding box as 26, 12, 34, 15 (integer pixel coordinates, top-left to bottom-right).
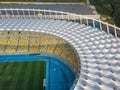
0, 9, 120, 90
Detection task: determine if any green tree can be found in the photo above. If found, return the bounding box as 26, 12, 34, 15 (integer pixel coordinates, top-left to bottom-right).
90, 0, 120, 27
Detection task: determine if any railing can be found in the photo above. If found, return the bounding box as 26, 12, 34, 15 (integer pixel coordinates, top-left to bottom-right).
0, 8, 120, 38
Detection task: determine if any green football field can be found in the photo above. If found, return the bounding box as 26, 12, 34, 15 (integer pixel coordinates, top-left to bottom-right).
0, 61, 46, 90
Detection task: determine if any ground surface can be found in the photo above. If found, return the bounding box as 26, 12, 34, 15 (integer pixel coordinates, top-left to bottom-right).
0, 4, 95, 15
0, 0, 85, 2
0, 61, 46, 90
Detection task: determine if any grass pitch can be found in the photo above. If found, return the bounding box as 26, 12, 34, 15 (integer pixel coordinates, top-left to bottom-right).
0, 61, 46, 90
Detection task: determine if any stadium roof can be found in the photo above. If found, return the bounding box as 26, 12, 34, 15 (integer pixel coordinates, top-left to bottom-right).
0, 9, 120, 90
0, 18, 120, 90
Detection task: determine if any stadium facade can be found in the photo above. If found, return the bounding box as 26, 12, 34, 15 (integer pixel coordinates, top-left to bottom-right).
0, 9, 120, 90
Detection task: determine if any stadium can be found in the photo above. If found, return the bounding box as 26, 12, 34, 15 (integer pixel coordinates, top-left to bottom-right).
0, 8, 120, 90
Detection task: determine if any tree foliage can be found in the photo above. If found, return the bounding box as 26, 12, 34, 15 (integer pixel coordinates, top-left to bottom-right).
90, 0, 120, 26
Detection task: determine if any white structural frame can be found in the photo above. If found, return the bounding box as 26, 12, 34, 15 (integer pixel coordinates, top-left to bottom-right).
0, 8, 119, 38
